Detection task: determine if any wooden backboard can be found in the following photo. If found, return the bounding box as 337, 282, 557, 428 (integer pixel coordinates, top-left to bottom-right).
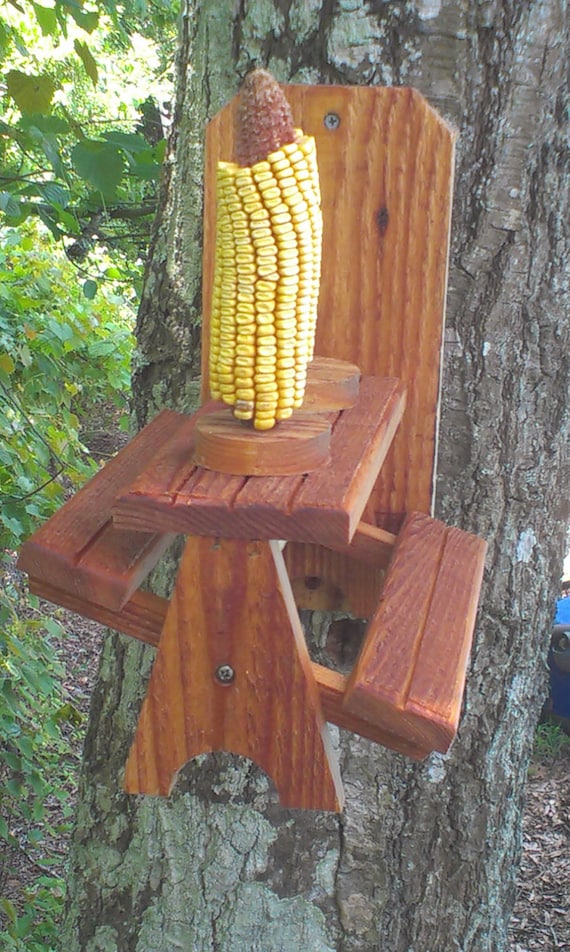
202, 85, 456, 528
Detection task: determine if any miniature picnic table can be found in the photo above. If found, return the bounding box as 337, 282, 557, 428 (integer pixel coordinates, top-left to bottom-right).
17, 85, 487, 812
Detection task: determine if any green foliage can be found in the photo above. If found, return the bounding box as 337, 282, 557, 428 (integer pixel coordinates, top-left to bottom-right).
0, 9, 173, 944
534, 719, 570, 763
0, 0, 177, 262
0, 221, 136, 551
0, 576, 80, 950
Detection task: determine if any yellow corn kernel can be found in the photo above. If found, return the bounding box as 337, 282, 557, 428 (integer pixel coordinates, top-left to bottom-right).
236, 388, 256, 402
253, 417, 276, 431
269, 157, 290, 173
234, 407, 254, 421
255, 382, 278, 395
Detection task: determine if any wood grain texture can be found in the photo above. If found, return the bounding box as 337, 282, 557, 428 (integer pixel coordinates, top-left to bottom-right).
285, 542, 387, 619
27, 577, 427, 758
123, 537, 344, 812
301, 356, 361, 411
202, 85, 455, 525
193, 409, 331, 475
16, 410, 180, 610
315, 666, 428, 759
112, 376, 406, 547
343, 512, 487, 752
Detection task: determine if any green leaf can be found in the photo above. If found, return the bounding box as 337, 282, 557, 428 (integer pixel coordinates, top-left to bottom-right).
70, 140, 125, 197
103, 131, 149, 154
0, 897, 17, 923
54, 701, 82, 726
40, 183, 70, 208
49, 207, 79, 234
6, 70, 57, 115
69, 8, 99, 32
43, 617, 65, 638
0, 353, 15, 374
83, 279, 98, 300
19, 114, 70, 135
2, 751, 21, 771
32, 2, 58, 36
0, 193, 21, 218
74, 39, 98, 86
27, 127, 65, 179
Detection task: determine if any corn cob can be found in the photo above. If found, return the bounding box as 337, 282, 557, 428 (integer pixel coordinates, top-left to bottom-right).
209, 69, 322, 431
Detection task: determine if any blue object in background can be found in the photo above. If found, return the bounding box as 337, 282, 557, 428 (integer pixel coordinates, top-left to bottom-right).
555, 596, 570, 625
549, 597, 570, 722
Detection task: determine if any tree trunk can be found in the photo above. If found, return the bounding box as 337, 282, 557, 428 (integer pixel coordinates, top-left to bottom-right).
62, 2, 569, 950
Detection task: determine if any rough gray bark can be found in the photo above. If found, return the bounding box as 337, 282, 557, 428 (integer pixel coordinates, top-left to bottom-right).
62, 2, 569, 950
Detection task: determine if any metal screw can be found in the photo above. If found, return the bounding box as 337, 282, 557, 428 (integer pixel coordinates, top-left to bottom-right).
215, 663, 235, 684
324, 111, 341, 131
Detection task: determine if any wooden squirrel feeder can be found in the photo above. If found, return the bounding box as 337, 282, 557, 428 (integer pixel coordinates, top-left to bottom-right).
17, 83, 487, 813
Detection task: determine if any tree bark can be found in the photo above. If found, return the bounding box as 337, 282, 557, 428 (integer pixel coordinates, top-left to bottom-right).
62, 2, 569, 950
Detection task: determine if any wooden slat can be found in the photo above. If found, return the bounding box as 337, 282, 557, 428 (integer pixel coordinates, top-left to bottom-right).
289, 377, 406, 545
284, 541, 387, 619
123, 537, 344, 812
315, 667, 429, 759
405, 526, 487, 743
343, 512, 487, 752
202, 85, 456, 525
29, 579, 166, 647
17, 410, 181, 610
112, 377, 405, 547
28, 577, 428, 759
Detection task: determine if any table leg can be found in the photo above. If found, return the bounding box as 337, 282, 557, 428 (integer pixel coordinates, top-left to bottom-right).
124, 536, 344, 812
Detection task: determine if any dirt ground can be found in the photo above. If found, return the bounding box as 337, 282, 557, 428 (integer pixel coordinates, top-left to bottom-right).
509, 742, 570, 951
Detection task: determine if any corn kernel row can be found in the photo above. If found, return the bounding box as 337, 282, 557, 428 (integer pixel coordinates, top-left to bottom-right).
209, 133, 322, 430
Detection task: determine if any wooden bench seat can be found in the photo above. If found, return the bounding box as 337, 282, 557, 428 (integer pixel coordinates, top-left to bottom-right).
17, 410, 181, 611
343, 511, 487, 753
28, 509, 486, 762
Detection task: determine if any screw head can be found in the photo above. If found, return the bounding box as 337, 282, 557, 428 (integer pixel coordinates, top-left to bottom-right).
215, 663, 235, 684
324, 111, 341, 131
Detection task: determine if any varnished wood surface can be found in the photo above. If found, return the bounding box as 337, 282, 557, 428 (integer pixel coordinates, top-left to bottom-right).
343, 512, 487, 751
112, 376, 406, 548
123, 537, 344, 811
28, 576, 427, 758
285, 542, 387, 619
203, 85, 455, 525
193, 409, 331, 475
17, 410, 179, 610
301, 356, 360, 411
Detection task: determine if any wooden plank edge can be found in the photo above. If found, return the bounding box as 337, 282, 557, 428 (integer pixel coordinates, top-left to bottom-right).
345, 381, 407, 541
20, 530, 176, 613
324, 520, 397, 567
405, 533, 487, 736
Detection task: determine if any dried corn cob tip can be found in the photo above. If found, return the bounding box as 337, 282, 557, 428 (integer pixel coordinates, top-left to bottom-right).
236, 69, 297, 167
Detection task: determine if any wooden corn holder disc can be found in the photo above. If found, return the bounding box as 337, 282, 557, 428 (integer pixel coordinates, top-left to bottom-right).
194, 358, 360, 476
193, 411, 331, 476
